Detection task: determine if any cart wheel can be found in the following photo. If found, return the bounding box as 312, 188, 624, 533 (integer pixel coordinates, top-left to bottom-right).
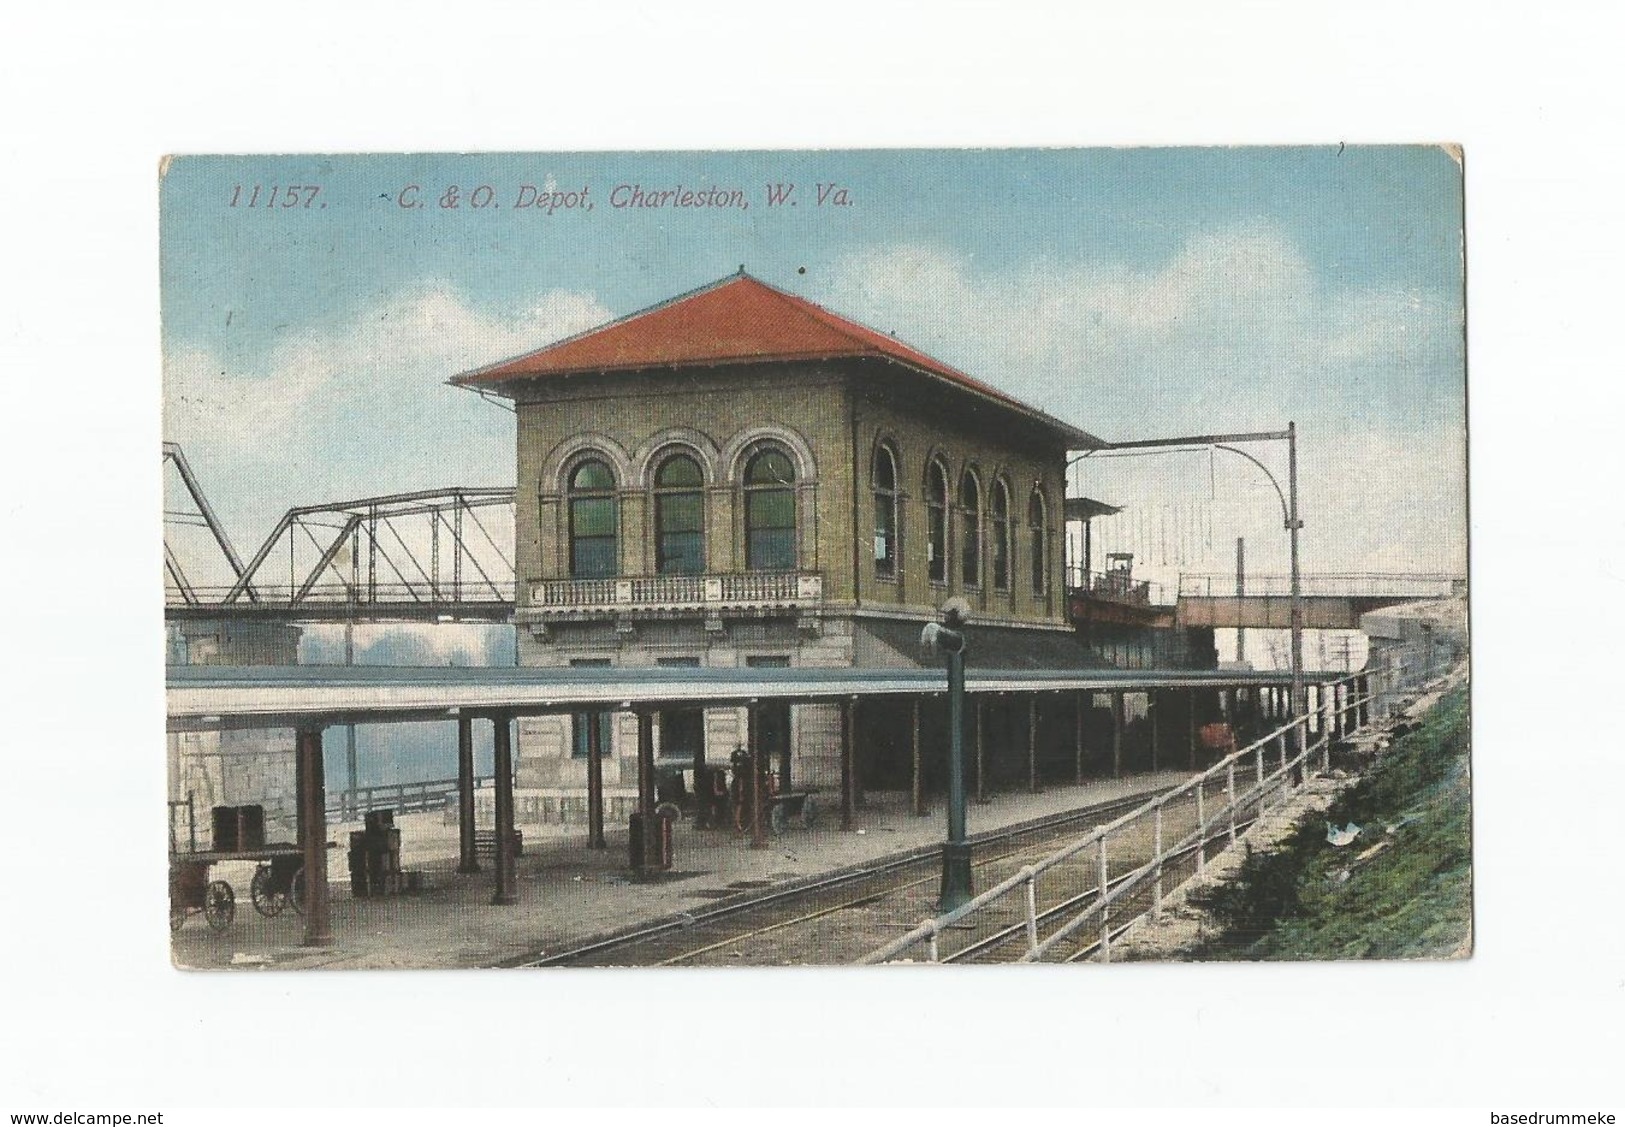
799, 796, 818, 830
768, 801, 788, 837
170, 904, 186, 933
250, 864, 286, 918
289, 867, 306, 916
203, 880, 235, 933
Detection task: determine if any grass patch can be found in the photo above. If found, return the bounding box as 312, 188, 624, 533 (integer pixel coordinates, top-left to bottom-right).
1191, 684, 1472, 960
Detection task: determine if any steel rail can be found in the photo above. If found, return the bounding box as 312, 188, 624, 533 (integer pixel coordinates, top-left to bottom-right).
517, 788, 1162, 967
860, 676, 1370, 966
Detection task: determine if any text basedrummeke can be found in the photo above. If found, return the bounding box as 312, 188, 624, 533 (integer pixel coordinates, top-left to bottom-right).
608, 184, 749, 210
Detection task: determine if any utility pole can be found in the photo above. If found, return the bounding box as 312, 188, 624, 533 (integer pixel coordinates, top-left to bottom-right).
1070, 423, 1306, 753
921, 598, 974, 912
1235, 537, 1246, 666
1287, 421, 1306, 763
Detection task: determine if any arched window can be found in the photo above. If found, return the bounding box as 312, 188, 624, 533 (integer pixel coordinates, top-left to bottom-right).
926, 459, 949, 584
990, 477, 1011, 591
872, 444, 899, 579
959, 469, 982, 588
743, 448, 796, 571
653, 453, 705, 575
1028, 487, 1048, 596
568, 459, 618, 578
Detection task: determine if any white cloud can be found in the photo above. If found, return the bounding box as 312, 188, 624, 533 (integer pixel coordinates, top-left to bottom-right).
824, 226, 1466, 575
824, 224, 1461, 432
163, 282, 610, 545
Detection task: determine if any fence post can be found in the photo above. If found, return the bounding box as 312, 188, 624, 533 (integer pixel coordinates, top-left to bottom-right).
1225, 760, 1237, 845
1194, 782, 1206, 876
1098, 834, 1111, 963
1023, 868, 1039, 956
1152, 802, 1165, 919
926, 918, 940, 964
1255, 743, 1264, 789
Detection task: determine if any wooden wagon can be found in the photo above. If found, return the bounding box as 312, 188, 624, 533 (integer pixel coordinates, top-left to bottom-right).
168, 844, 309, 933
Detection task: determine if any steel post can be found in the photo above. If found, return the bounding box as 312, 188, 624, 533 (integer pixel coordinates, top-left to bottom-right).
911, 697, 925, 816
491, 713, 517, 905
586, 709, 606, 850
1027, 695, 1039, 793
1111, 691, 1124, 778
636, 710, 658, 869
456, 715, 479, 873
840, 698, 855, 830
1073, 690, 1085, 785
749, 704, 767, 850
1188, 689, 1198, 769
296, 726, 332, 946
940, 638, 973, 911
1149, 691, 1160, 772
1287, 421, 1307, 775
975, 696, 987, 804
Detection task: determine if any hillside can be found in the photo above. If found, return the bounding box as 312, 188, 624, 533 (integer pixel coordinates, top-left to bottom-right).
1191, 680, 1472, 960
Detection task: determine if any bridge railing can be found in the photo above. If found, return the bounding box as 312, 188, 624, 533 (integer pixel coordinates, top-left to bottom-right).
858, 672, 1377, 965
1064, 567, 1176, 607
1177, 573, 1465, 599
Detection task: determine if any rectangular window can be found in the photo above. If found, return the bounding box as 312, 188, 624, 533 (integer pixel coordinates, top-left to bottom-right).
570, 497, 617, 578
655, 493, 705, 575
927, 507, 947, 583
874, 499, 896, 577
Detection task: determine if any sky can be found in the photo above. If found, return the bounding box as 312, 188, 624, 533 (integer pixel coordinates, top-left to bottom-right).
162, 146, 1467, 638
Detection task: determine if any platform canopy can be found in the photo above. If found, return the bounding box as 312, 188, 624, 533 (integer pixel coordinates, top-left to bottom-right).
168, 663, 1308, 733
1063, 496, 1123, 521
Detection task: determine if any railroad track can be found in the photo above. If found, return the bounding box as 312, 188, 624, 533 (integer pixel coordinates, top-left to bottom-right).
929, 776, 1293, 961
517, 787, 1177, 967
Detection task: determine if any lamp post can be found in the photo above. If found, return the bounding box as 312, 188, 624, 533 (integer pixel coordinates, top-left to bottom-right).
1070, 423, 1306, 757
921, 597, 974, 911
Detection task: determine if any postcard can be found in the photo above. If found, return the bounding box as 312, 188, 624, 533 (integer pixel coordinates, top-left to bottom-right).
162, 147, 1468, 968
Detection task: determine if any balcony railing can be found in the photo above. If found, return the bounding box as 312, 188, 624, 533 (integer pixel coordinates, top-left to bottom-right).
1066, 567, 1171, 607
527, 571, 823, 614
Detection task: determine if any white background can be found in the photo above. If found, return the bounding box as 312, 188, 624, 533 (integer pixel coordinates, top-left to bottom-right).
2, 0, 1622, 1114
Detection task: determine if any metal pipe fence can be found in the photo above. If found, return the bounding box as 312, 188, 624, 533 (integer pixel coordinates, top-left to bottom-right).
859, 672, 1377, 965
329, 774, 493, 820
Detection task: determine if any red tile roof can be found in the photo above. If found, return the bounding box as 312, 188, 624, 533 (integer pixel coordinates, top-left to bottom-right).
453, 273, 1100, 446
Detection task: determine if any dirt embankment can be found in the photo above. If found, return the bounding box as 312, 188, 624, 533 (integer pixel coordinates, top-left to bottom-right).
1114, 667, 1472, 962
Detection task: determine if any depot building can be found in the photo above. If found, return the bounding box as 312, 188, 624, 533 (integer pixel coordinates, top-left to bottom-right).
451, 271, 1111, 824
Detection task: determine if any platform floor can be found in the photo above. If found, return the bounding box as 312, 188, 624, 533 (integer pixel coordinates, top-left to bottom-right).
171, 770, 1189, 970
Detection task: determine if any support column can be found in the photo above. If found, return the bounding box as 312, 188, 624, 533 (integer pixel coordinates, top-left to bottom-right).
748, 704, 767, 850
1074, 690, 1085, 786
456, 715, 479, 874
635, 709, 657, 870
911, 697, 925, 817
1188, 689, 1198, 769
296, 726, 332, 947
1111, 691, 1124, 778
840, 697, 855, 830
1149, 691, 1160, 772
1358, 675, 1370, 729
586, 709, 606, 850
974, 697, 987, 804
1027, 695, 1039, 793
491, 713, 517, 905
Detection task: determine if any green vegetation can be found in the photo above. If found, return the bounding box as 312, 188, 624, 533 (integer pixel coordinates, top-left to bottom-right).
1192, 685, 1472, 960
